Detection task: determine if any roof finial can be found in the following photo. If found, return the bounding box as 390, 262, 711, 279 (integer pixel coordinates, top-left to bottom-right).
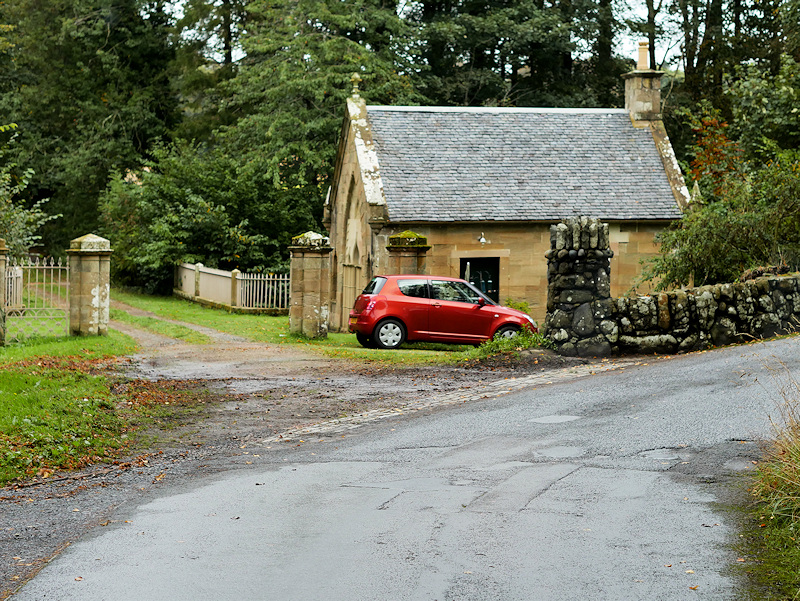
351, 72, 362, 98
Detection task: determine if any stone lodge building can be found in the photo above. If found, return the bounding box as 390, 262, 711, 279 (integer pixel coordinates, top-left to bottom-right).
323, 43, 691, 330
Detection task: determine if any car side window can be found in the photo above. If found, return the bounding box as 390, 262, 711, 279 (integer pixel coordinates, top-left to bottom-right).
431, 280, 482, 304
397, 279, 429, 298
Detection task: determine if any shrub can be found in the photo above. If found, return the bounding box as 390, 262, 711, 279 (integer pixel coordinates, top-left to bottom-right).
504, 298, 532, 315
751, 373, 800, 522
463, 327, 553, 362
642, 149, 800, 289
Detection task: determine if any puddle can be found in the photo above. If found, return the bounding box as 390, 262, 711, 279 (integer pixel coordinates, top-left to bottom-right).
638, 448, 682, 461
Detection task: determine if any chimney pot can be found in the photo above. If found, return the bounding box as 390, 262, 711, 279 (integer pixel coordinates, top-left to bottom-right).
637, 41, 649, 70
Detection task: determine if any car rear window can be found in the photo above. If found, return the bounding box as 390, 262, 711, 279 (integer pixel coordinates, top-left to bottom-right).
397, 279, 429, 298
362, 277, 387, 295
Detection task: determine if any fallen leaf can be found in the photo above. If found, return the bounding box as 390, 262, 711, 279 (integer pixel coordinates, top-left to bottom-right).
689, 586, 698, 590
686, 570, 694, 574
75, 577, 83, 581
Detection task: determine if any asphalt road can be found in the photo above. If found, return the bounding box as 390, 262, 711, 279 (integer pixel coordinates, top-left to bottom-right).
13, 337, 799, 600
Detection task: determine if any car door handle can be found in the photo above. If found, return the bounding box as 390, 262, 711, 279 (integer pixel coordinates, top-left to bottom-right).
432, 302, 442, 308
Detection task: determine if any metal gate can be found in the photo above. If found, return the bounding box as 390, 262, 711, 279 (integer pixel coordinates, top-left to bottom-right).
4, 257, 69, 341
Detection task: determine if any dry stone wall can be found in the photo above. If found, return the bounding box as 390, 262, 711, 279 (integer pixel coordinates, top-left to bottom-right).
543, 217, 800, 356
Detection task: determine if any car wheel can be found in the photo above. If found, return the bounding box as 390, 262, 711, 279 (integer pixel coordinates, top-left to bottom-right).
356, 333, 375, 348
374, 319, 406, 349
494, 324, 521, 340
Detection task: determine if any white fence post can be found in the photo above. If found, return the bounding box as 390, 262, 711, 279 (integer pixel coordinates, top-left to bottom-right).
231, 269, 240, 308
194, 263, 202, 299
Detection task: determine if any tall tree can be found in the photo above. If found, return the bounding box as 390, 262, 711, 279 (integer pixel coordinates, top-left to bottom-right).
405, 0, 628, 108
217, 0, 421, 222
0, 0, 177, 251
101, 0, 424, 289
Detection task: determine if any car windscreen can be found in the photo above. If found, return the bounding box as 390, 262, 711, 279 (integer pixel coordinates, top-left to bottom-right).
397, 279, 429, 298
465, 281, 497, 305
362, 277, 387, 295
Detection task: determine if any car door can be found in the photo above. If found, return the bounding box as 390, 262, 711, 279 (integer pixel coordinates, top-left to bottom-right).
393, 278, 431, 339
429, 279, 496, 342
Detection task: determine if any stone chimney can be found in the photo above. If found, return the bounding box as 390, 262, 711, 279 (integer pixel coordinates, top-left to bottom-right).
622, 41, 663, 126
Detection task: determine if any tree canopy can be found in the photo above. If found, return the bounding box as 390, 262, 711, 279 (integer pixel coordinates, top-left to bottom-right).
0, 0, 797, 288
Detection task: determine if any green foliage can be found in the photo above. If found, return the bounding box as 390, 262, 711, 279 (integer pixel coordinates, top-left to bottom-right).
406, 0, 628, 108
643, 149, 800, 288
728, 55, 800, 163
0, 0, 177, 251
681, 102, 744, 200
504, 298, 532, 316
0, 124, 60, 258
100, 144, 300, 293
786, 0, 800, 60
739, 370, 800, 599
463, 328, 553, 362
105, 0, 426, 291
217, 0, 421, 199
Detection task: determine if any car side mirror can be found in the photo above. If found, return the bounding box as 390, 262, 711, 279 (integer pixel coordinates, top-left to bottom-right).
477, 297, 486, 307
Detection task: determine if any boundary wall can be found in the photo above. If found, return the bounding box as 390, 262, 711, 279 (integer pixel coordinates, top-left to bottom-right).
543, 217, 800, 356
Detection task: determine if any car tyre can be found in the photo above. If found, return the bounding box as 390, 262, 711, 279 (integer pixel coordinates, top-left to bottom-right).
356, 333, 375, 348
374, 318, 406, 350
494, 324, 521, 340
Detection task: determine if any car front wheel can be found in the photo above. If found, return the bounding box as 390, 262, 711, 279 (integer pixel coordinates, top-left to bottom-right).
494, 324, 521, 340
374, 319, 406, 349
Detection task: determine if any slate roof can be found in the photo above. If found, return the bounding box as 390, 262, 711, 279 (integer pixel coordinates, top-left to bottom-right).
365, 106, 682, 222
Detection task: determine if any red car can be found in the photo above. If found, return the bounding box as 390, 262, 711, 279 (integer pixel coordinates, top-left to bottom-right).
348, 275, 538, 349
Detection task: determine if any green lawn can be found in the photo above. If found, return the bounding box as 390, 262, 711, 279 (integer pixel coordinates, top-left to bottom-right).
0, 332, 139, 484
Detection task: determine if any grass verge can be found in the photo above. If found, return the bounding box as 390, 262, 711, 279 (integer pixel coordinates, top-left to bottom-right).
109, 307, 212, 344
0, 334, 137, 484
0, 333, 215, 485
738, 371, 800, 599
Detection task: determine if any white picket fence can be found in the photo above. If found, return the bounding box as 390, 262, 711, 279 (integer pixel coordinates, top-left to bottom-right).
174, 263, 289, 312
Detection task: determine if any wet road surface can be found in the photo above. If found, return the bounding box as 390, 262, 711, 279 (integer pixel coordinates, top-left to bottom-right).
12, 337, 798, 600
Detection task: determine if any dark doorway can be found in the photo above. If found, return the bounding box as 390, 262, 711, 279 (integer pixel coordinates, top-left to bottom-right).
460, 257, 500, 302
